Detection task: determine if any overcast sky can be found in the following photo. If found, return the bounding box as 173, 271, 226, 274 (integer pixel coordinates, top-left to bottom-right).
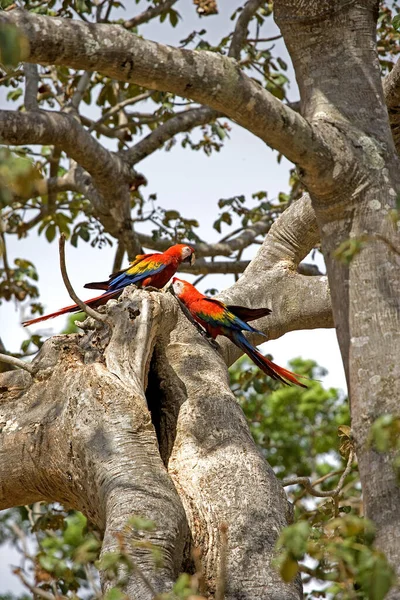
0, 1, 346, 594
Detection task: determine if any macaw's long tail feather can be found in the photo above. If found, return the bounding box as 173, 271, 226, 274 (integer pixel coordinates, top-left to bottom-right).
227, 305, 271, 322
234, 333, 308, 388
22, 290, 121, 327
83, 280, 110, 291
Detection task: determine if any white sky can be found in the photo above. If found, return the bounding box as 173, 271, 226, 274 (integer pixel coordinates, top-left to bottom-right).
0, 1, 346, 594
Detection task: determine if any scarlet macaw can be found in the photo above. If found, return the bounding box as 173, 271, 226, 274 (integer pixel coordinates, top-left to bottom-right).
172, 277, 307, 387
22, 244, 195, 326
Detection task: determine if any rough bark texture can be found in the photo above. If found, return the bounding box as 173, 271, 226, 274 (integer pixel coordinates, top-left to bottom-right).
0, 9, 332, 176
2, 0, 400, 598
1, 275, 312, 599
275, 1, 400, 593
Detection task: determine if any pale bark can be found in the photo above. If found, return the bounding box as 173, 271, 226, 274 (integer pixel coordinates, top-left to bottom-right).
0, 9, 332, 176
0, 277, 310, 598
275, 1, 400, 592
2, 0, 400, 597
0, 291, 187, 597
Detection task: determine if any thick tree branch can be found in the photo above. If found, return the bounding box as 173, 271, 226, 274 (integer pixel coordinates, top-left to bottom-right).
162, 309, 302, 600
0, 109, 132, 203
0, 109, 143, 257
1, 9, 333, 176
0, 290, 188, 598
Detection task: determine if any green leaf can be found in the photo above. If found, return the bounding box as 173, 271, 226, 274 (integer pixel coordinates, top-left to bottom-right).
6, 88, 23, 102
169, 9, 180, 27
45, 223, 56, 243
393, 14, 400, 31
280, 556, 298, 583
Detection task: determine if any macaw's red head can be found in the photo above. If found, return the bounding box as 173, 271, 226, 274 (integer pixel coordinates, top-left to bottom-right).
172, 277, 193, 299
165, 244, 195, 265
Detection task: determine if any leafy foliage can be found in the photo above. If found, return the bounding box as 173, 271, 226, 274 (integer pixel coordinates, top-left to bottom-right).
231, 358, 395, 599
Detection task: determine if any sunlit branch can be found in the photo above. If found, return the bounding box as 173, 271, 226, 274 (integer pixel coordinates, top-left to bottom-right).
59, 234, 108, 326
1, 9, 333, 175
0, 353, 33, 374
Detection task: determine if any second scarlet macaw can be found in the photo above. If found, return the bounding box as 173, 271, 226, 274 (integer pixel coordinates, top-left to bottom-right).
23, 244, 195, 326
172, 277, 307, 388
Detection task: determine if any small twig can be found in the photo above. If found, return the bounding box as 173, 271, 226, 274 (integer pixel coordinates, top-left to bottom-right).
282, 449, 355, 498
14, 569, 59, 600
112, 239, 126, 273
9, 522, 32, 560
247, 35, 282, 43
23, 63, 39, 110
87, 91, 153, 132
229, 0, 265, 60
0, 353, 33, 374
70, 70, 92, 112
84, 565, 102, 599
58, 234, 108, 325
215, 522, 228, 600
123, 0, 177, 29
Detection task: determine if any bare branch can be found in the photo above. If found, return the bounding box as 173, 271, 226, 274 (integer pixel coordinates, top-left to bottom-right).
88, 90, 153, 132
59, 234, 108, 325
125, 106, 221, 165
23, 63, 39, 110
2, 9, 333, 174
14, 570, 59, 600
136, 215, 273, 257
70, 70, 91, 112
228, 0, 265, 60
80, 114, 129, 140
123, 0, 178, 29
282, 449, 355, 499
0, 109, 133, 203
112, 239, 126, 272
0, 353, 33, 374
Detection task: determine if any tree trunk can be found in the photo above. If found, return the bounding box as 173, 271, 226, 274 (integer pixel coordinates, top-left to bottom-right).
2, 1, 400, 596
0, 287, 302, 599
275, 0, 400, 590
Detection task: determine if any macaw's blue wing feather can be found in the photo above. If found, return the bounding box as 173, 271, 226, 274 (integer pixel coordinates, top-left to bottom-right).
197, 298, 267, 337
84, 252, 167, 292
108, 260, 167, 291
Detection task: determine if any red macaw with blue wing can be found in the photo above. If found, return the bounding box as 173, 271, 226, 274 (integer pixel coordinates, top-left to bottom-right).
23, 244, 195, 326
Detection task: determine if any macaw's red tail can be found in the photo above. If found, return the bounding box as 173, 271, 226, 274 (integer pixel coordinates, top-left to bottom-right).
234, 333, 308, 388
22, 290, 121, 327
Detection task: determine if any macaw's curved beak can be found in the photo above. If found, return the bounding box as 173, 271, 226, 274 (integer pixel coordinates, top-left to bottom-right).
183, 252, 196, 265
